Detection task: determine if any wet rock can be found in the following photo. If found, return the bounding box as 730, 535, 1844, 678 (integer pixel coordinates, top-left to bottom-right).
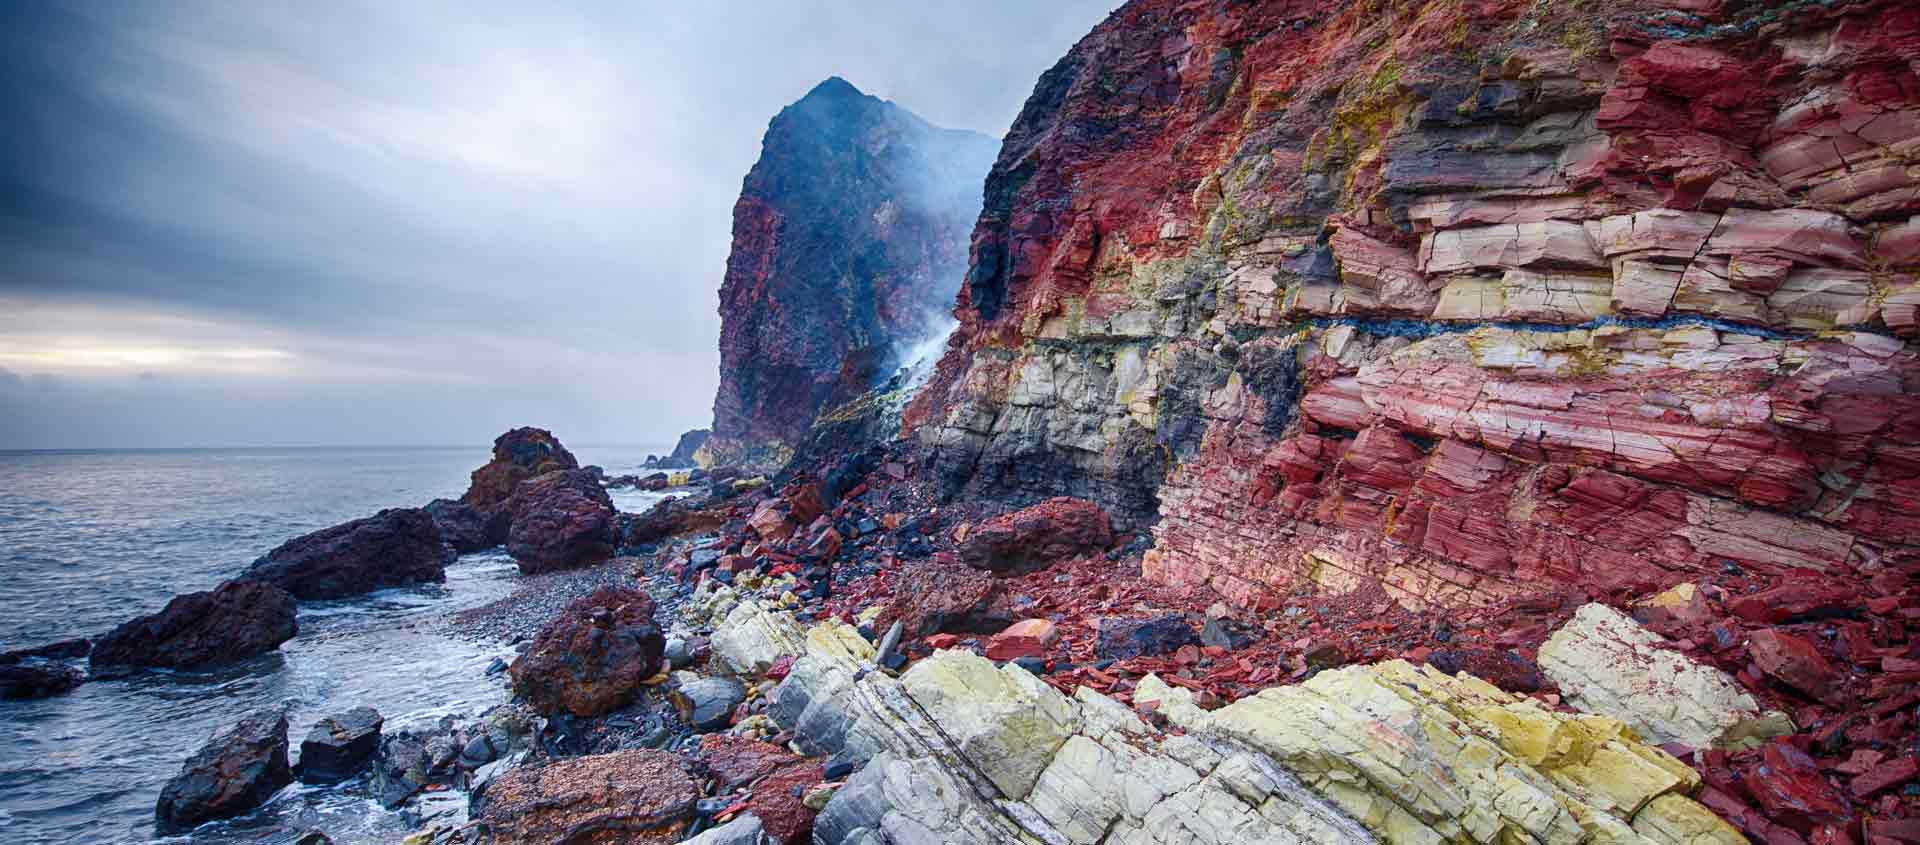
475, 749, 698, 845
245, 507, 450, 599
671, 676, 746, 732
1540, 603, 1791, 750
91, 579, 297, 670
155, 710, 292, 834
0, 661, 83, 700
0, 638, 91, 663
425, 497, 502, 554
505, 468, 617, 574
297, 706, 383, 784
461, 426, 579, 516
983, 618, 1057, 661
509, 586, 664, 717
958, 497, 1113, 574
1093, 614, 1197, 662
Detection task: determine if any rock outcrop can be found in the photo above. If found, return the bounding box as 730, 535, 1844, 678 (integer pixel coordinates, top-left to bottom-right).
707, 77, 998, 471
894, 0, 1920, 618
245, 507, 450, 599
509, 586, 665, 717
296, 706, 383, 784
771, 620, 1740, 845
505, 468, 617, 574
155, 710, 293, 834
462, 427, 579, 517
474, 749, 698, 845
91, 579, 297, 670
647, 428, 711, 469
425, 497, 497, 554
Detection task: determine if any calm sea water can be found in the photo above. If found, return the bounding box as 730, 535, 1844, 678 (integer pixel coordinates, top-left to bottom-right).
0, 445, 671, 845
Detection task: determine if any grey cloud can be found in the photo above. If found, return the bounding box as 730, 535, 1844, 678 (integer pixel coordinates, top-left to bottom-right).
0, 1, 1119, 448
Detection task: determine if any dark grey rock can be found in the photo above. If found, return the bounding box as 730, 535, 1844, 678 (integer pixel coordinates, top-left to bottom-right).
297, 706, 382, 784
156, 710, 291, 834
1095, 614, 1198, 662
672, 676, 746, 732
0, 661, 84, 700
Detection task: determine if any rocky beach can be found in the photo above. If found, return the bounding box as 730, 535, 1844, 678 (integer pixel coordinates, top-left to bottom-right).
5, 0, 1920, 843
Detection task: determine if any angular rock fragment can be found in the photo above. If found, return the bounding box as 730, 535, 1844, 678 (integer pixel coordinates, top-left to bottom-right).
155, 710, 292, 834
297, 706, 382, 784
1539, 603, 1791, 750
958, 497, 1113, 574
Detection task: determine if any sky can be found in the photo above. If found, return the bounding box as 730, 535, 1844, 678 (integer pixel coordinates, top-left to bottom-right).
0, 1, 1119, 450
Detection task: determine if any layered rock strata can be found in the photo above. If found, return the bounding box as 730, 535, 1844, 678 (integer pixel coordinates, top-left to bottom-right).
899, 0, 1920, 614
766, 615, 1741, 844
708, 77, 998, 470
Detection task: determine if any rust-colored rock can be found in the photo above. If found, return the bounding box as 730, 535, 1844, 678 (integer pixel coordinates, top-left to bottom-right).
509, 587, 664, 717
1748, 628, 1840, 702
462, 427, 579, 515
984, 618, 1058, 661
958, 497, 1113, 574
476, 749, 697, 845
505, 469, 617, 574
877, 554, 1012, 638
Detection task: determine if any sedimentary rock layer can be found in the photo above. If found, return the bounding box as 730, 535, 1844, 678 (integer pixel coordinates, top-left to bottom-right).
708, 77, 999, 470
899, 0, 1920, 609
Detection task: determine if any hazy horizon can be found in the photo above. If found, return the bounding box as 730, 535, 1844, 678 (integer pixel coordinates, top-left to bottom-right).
0, 1, 1120, 450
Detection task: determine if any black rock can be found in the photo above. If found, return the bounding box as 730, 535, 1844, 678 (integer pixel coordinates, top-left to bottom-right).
823, 752, 857, 781
485, 657, 509, 677
246, 508, 451, 599
0, 661, 84, 700
0, 638, 91, 663
297, 706, 383, 784
156, 710, 292, 834
425, 497, 504, 553
1095, 614, 1198, 662
1011, 656, 1048, 675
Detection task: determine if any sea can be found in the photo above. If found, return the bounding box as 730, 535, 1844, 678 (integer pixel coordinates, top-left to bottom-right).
0, 444, 675, 845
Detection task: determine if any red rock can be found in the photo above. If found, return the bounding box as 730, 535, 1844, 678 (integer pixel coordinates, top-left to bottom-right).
878, 555, 1012, 638
924, 634, 960, 650
1747, 740, 1856, 831
748, 500, 796, 541
1731, 581, 1862, 624
509, 587, 664, 717
461, 427, 579, 515
504, 468, 617, 574
1749, 628, 1841, 701
478, 749, 697, 845
959, 497, 1113, 574
985, 618, 1058, 661
705, 79, 996, 471
1849, 755, 1917, 798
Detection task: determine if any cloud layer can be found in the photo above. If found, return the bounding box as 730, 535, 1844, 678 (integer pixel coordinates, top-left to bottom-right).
0, 1, 1117, 449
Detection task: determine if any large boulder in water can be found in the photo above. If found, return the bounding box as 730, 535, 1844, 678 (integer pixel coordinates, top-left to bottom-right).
245, 507, 451, 599
475, 749, 699, 845
0, 639, 90, 699
462, 427, 579, 515
91, 579, 297, 670
425, 497, 502, 554
509, 586, 664, 717
155, 710, 293, 834
505, 469, 616, 574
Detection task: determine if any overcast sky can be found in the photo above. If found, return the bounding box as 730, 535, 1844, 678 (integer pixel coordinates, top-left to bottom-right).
0, 1, 1118, 450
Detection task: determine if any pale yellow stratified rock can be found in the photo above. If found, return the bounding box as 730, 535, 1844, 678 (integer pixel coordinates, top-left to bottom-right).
708, 598, 808, 677
1539, 603, 1791, 751
897, 650, 1080, 800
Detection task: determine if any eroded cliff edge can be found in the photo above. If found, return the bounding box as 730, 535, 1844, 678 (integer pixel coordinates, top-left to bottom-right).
902, 0, 1920, 610
707, 77, 999, 471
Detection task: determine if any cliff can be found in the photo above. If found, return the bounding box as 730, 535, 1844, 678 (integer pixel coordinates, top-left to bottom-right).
903, 0, 1920, 612
708, 77, 999, 471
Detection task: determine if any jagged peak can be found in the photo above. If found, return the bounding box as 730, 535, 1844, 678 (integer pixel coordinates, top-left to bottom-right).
802, 75, 866, 102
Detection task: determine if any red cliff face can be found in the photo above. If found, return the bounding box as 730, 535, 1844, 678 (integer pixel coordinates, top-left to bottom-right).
904, 0, 1920, 610
708, 78, 999, 470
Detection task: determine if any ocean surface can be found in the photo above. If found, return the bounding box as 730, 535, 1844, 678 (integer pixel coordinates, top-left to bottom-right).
0, 444, 673, 845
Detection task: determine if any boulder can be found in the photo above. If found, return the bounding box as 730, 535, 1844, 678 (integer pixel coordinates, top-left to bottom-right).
245, 507, 450, 599
509, 586, 664, 717
671, 676, 746, 732
475, 749, 699, 845
709, 599, 807, 677
155, 710, 292, 834
1423, 647, 1544, 693
0, 662, 83, 699
297, 706, 383, 784
876, 555, 1012, 638
461, 426, 579, 514
699, 734, 822, 843
91, 579, 297, 670
958, 497, 1113, 574
505, 469, 617, 574
425, 497, 503, 553
1093, 614, 1197, 662
1538, 603, 1791, 750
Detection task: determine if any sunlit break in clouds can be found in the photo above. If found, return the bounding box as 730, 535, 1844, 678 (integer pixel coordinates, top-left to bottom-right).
0, 1, 1120, 449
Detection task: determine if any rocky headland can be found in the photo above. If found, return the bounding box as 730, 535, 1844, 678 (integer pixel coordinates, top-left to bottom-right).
35, 1, 1920, 842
